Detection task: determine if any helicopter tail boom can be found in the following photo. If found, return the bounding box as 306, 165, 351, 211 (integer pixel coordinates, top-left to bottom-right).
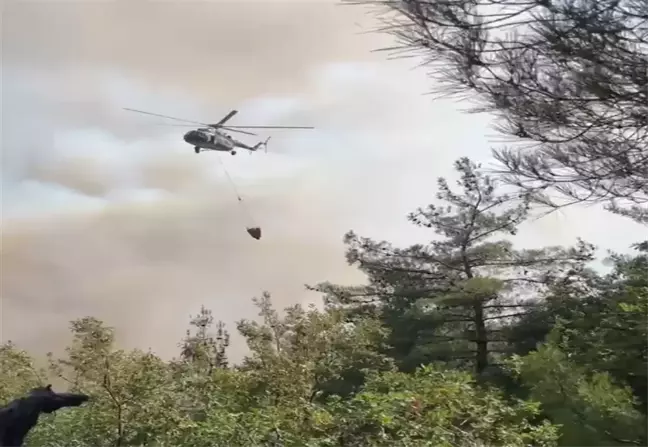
252, 137, 271, 153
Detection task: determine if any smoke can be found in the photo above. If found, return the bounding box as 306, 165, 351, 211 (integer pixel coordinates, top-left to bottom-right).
2, 1, 388, 105
1, 0, 447, 361
1, 0, 386, 360
2, 0, 639, 364
1, 175, 365, 362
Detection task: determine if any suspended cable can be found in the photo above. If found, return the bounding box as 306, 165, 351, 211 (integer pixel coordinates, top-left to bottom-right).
214, 155, 262, 240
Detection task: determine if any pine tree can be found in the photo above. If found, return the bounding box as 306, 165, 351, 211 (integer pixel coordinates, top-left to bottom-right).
349, 0, 648, 223
179, 306, 230, 371
318, 157, 594, 375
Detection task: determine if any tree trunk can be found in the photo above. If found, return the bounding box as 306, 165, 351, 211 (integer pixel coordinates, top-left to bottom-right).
473, 300, 488, 375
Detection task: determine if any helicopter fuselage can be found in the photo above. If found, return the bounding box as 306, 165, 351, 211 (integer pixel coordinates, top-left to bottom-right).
183, 129, 236, 153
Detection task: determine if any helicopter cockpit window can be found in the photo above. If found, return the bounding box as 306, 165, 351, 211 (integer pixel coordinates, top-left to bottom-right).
184, 130, 209, 144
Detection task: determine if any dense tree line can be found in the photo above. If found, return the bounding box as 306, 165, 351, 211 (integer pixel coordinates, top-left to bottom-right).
2, 0, 646, 445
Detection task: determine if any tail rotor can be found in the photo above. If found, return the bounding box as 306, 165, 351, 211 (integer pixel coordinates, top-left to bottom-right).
251, 137, 271, 154
262, 136, 271, 153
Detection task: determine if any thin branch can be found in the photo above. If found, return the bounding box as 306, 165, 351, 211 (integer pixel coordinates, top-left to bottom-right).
102, 357, 124, 447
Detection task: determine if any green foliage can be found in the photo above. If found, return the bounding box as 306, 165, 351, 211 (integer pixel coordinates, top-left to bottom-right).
574, 248, 648, 392
308, 366, 560, 447
237, 292, 395, 401
178, 306, 230, 371
509, 342, 647, 446
506, 246, 648, 409
0, 342, 47, 401
1, 296, 562, 447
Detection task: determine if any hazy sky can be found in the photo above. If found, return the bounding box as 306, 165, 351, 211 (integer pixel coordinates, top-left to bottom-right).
1, 0, 642, 361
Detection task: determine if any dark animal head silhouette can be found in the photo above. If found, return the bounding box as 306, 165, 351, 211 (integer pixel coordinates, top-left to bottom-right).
0, 385, 89, 447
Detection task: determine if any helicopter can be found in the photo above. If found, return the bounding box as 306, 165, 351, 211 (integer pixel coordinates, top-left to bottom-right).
124, 108, 314, 155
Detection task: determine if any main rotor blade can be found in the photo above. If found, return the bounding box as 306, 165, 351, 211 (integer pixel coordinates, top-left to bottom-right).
212, 110, 238, 127
124, 108, 210, 127
223, 125, 315, 130
150, 122, 256, 135
151, 123, 198, 127
221, 126, 257, 136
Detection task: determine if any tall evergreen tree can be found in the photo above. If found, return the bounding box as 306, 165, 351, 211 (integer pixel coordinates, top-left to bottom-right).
179, 306, 230, 371
318, 158, 594, 375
